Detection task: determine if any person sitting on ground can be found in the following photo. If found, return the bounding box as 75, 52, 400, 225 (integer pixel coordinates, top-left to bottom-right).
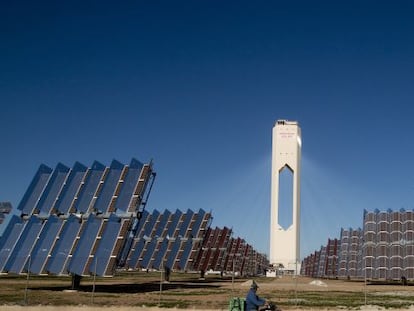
245, 280, 266, 311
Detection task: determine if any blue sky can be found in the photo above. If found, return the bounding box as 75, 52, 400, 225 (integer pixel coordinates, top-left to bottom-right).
1, 1, 414, 258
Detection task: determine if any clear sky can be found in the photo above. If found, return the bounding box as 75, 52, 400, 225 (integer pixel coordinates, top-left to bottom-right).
1, 1, 414, 258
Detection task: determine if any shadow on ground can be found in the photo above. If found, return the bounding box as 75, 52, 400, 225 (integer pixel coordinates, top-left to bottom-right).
29, 278, 226, 294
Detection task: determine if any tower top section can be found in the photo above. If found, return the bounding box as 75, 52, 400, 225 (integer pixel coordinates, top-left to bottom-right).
275, 119, 299, 126
274, 119, 301, 147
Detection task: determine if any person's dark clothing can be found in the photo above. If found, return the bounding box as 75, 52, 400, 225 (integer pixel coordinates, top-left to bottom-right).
245, 288, 265, 311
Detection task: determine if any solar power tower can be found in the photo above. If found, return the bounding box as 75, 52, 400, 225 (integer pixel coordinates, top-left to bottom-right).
269, 120, 301, 274
0, 159, 156, 278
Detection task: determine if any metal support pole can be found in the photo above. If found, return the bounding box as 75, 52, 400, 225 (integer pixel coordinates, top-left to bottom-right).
294, 260, 298, 306
159, 261, 163, 305
364, 254, 367, 305
92, 257, 97, 304
24, 254, 31, 305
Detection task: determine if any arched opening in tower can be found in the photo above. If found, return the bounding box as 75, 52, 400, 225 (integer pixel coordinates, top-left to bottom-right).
278, 164, 293, 230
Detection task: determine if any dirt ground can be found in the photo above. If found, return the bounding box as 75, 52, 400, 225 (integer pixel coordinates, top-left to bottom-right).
1, 273, 414, 310
2, 306, 414, 311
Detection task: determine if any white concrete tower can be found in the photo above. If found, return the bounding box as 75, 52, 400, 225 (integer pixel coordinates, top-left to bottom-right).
270, 120, 301, 273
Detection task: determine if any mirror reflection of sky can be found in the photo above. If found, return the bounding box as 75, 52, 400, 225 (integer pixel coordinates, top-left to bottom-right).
1, 1, 414, 258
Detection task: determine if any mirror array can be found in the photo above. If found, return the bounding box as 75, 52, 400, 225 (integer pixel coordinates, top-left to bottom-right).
0, 159, 155, 277
301, 209, 414, 280
0, 158, 268, 278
